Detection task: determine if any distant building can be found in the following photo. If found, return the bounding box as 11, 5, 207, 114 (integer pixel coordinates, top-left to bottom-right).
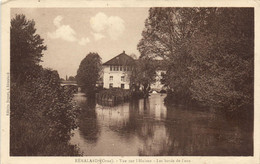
103, 51, 134, 89
150, 60, 167, 92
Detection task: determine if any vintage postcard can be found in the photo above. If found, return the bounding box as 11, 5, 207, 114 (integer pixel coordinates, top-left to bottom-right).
1, 0, 260, 164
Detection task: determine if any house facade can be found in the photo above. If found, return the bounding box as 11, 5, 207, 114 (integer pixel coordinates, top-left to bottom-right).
103, 51, 166, 91
103, 51, 134, 89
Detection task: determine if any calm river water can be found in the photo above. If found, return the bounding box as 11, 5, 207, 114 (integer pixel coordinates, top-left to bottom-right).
70, 93, 253, 156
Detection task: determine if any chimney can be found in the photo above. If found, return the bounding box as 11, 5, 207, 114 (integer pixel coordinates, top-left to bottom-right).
123, 50, 125, 54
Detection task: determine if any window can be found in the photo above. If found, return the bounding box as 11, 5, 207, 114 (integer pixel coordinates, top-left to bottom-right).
116, 66, 119, 71
109, 76, 113, 81
110, 66, 112, 71
109, 83, 113, 88
121, 84, 125, 89
123, 66, 126, 71
120, 66, 122, 71
121, 76, 125, 82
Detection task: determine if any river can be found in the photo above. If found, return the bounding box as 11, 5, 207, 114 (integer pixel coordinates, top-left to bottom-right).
70, 92, 253, 156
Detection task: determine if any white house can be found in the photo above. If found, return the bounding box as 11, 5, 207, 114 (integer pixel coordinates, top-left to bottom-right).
103, 51, 134, 89
103, 51, 166, 91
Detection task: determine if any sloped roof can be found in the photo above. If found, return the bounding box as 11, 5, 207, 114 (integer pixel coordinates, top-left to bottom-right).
103, 51, 135, 66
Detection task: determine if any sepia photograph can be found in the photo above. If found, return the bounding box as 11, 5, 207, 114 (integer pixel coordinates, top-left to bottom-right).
1, 1, 259, 163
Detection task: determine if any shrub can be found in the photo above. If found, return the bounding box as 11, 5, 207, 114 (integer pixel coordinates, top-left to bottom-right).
10, 67, 81, 156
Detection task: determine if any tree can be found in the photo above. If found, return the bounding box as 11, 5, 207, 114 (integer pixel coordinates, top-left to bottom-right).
10, 14, 80, 155
138, 8, 210, 103
138, 8, 254, 111
76, 52, 102, 96
188, 8, 254, 110
11, 14, 47, 83
130, 57, 157, 98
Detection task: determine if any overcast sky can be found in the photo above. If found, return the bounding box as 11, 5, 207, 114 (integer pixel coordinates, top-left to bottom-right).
11, 8, 149, 78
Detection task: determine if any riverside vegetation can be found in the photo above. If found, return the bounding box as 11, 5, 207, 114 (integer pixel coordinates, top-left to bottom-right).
138, 8, 254, 116
10, 14, 81, 155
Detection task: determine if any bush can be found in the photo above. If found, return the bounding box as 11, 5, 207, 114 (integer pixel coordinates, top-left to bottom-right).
10, 67, 81, 156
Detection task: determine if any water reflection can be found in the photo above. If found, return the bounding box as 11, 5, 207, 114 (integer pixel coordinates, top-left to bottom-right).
79, 102, 100, 144
70, 93, 253, 156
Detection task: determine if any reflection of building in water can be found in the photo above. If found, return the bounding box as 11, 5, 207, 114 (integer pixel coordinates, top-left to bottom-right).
150, 94, 167, 120
137, 94, 167, 120
95, 103, 130, 128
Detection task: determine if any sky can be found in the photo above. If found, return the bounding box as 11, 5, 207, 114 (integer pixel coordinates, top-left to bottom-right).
11, 8, 149, 78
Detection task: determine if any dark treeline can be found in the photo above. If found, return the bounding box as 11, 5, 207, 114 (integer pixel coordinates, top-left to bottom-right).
10, 14, 81, 155
138, 8, 254, 113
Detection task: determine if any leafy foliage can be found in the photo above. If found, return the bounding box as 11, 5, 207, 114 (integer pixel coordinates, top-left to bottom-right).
138, 8, 254, 110
130, 57, 157, 97
76, 52, 102, 95
11, 68, 81, 155
10, 14, 81, 155
188, 8, 254, 109
11, 14, 47, 83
